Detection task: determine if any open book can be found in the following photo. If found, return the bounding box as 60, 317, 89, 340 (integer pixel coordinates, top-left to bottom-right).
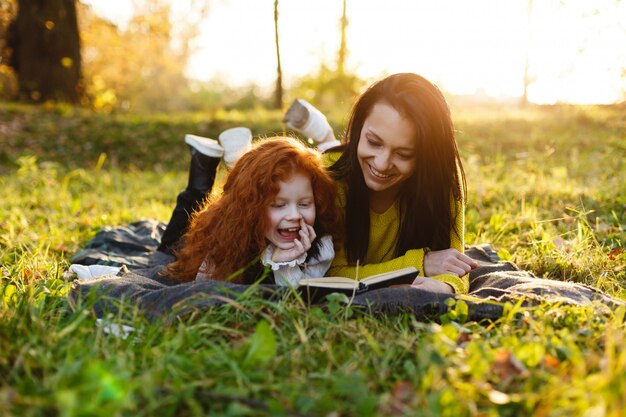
297, 266, 419, 302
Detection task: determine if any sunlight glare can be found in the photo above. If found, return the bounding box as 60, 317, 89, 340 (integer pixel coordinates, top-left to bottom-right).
83, 0, 625, 104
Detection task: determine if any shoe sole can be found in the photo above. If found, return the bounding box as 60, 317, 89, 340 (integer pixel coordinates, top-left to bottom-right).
283, 99, 310, 129
283, 99, 331, 143
185, 134, 224, 158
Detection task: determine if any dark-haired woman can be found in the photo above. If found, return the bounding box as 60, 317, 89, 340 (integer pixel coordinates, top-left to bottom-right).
285, 73, 477, 293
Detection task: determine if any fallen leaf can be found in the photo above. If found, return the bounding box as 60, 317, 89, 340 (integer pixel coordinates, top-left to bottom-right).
608, 249, 624, 260
488, 390, 511, 404
383, 380, 416, 416
492, 349, 529, 381
456, 332, 471, 345
391, 380, 414, 404
542, 354, 560, 370
552, 236, 566, 250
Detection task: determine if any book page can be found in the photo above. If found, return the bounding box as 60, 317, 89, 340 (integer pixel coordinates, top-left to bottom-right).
361, 267, 418, 285
299, 280, 360, 290
298, 276, 356, 286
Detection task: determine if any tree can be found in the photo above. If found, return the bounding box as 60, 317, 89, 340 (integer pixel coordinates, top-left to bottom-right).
78, 0, 211, 112
0, 0, 18, 98
521, 0, 533, 106
8, 0, 82, 103
273, 0, 283, 110
290, 0, 363, 111
337, 0, 347, 76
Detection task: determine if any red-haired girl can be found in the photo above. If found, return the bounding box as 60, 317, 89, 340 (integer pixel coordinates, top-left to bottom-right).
163, 136, 342, 286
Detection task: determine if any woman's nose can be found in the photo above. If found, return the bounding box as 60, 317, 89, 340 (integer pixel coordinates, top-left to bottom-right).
374, 150, 392, 170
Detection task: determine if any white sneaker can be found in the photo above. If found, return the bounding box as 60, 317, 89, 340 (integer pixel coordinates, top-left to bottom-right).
69, 264, 121, 280
219, 127, 252, 168
283, 99, 334, 144
185, 134, 224, 158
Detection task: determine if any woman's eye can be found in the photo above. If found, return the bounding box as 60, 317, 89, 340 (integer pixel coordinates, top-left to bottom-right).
397, 153, 413, 160
367, 139, 381, 147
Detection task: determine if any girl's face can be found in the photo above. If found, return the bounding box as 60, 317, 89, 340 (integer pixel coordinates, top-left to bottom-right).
357, 101, 417, 204
265, 171, 316, 249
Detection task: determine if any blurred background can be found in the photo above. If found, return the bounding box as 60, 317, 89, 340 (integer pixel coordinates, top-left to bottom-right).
0, 0, 624, 115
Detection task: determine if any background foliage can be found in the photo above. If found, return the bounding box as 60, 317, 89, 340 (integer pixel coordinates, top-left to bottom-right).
0, 0, 362, 112
1, 1, 625, 415
1, 101, 625, 416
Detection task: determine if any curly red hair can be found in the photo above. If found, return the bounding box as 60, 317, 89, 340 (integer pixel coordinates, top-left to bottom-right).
166, 136, 342, 283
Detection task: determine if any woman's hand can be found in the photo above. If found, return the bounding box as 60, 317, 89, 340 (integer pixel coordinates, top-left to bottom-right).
410, 276, 454, 293
390, 277, 454, 293
423, 248, 477, 277
271, 219, 316, 263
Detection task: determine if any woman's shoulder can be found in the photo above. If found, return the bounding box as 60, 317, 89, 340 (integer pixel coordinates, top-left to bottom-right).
321, 149, 343, 166
334, 179, 348, 209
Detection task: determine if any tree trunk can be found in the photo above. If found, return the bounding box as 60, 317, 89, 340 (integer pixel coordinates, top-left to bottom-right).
521, 0, 533, 106
273, 0, 283, 110
10, 0, 82, 103
337, 0, 348, 76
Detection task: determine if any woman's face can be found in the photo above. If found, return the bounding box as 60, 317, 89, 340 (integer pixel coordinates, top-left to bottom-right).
357, 101, 417, 202
265, 171, 316, 250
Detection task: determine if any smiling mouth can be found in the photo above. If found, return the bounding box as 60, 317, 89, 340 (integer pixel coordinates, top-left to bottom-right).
278, 227, 300, 239
368, 164, 393, 179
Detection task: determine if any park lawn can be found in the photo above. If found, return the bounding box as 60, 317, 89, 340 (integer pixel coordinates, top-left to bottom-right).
1, 101, 625, 416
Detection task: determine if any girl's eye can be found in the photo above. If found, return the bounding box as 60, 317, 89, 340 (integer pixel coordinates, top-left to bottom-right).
298, 201, 312, 208
271, 202, 285, 208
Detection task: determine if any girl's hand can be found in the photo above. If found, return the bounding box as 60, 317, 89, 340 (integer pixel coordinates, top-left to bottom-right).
271, 219, 316, 263
410, 276, 454, 293
423, 248, 477, 277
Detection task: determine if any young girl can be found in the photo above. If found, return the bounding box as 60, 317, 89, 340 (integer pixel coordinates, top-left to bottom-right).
165, 137, 343, 286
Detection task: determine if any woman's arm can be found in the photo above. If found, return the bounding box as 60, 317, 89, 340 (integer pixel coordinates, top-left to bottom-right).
328, 247, 425, 279
328, 247, 468, 293
422, 196, 476, 287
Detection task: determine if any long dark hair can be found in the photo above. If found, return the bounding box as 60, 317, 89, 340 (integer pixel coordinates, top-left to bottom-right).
329, 73, 466, 264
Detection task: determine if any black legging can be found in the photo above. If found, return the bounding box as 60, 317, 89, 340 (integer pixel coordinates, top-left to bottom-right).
157, 150, 220, 255
157, 188, 207, 255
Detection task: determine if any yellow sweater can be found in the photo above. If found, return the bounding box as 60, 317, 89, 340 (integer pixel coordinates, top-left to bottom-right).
323, 153, 469, 294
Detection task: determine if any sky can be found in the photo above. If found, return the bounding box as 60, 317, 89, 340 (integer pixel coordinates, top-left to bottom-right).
82, 0, 626, 104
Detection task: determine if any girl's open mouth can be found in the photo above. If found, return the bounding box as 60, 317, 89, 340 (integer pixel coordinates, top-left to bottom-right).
278, 227, 300, 240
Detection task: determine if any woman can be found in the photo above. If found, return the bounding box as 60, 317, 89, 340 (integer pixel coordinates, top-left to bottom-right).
286, 73, 477, 293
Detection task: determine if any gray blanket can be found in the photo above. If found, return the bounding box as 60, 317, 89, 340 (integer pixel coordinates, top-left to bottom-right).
69, 220, 625, 323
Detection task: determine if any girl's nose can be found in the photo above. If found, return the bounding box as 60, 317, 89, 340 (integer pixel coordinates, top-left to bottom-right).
286, 204, 303, 220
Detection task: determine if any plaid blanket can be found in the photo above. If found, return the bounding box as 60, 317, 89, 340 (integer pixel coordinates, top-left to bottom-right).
69, 220, 625, 323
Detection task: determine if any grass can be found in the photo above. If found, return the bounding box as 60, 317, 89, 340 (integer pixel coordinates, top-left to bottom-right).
1, 100, 625, 416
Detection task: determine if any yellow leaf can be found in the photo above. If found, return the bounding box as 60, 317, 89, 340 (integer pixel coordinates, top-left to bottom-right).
61, 57, 73, 68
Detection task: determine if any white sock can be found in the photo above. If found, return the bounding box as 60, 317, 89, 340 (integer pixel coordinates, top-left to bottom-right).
219, 127, 252, 168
